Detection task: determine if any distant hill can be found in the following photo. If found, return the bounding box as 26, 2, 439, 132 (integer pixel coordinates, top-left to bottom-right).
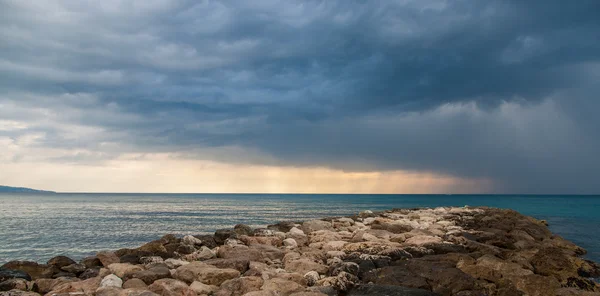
0, 185, 55, 193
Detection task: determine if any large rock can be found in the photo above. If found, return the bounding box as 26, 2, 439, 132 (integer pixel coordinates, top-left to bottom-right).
81, 256, 102, 268
189, 281, 218, 295
203, 259, 250, 274
0, 269, 31, 282
97, 251, 121, 267
173, 262, 240, 285
215, 229, 237, 245
47, 256, 76, 269
261, 278, 305, 295
233, 224, 254, 236
148, 279, 195, 296
285, 259, 328, 276
132, 266, 171, 285
100, 274, 123, 288
61, 263, 86, 275
46, 276, 101, 295
108, 263, 144, 279
215, 276, 263, 296
123, 278, 147, 289
0, 290, 40, 296
347, 284, 438, 296
217, 246, 264, 262
530, 247, 579, 283
301, 220, 333, 234
0, 261, 55, 280
0, 279, 28, 292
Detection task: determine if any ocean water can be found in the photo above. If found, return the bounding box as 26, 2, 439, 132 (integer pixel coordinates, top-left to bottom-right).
0, 194, 598, 265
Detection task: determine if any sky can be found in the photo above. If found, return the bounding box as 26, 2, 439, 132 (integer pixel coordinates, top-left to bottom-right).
1, 0, 599, 194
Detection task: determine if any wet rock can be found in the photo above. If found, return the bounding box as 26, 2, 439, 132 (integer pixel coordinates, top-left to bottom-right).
97, 251, 121, 267
60, 263, 86, 275
0, 261, 55, 280
148, 278, 195, 296
0, 269, 31, 282
47, 257, 76, 269
173, 262, 240, 285
79, 268, 100, 280
233, 224, 254, 236
215, 229, 237, 245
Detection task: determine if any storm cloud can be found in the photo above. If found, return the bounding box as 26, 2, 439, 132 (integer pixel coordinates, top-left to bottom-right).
1, 0, 599, 193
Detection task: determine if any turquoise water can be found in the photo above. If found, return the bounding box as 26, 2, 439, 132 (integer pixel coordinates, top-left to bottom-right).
0, 194, 598, 264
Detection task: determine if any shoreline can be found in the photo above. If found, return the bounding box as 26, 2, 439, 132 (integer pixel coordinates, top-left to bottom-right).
1, 206, 599, 296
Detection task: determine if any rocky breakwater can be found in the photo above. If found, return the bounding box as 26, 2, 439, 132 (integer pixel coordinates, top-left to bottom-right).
1, 207, 600, 296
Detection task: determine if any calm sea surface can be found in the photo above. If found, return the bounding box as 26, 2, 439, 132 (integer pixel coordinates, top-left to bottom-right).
0, 194, 598, 264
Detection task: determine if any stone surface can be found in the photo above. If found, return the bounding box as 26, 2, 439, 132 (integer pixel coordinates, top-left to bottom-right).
131, 266, 171, 285
190, 281, 218, 295
148, 278, 195, 296
0, 269, 31, 282
47, 257, 76, 269
215, 276, 263, 296
261, 278, 305, 295
173, 262, 240, 285
122, 278, 147, 289
97, 251, 121, 267
0, 262, 54, 280
108, 263, 144, 279
101, 274, 123, 288
0, 279, 28, 292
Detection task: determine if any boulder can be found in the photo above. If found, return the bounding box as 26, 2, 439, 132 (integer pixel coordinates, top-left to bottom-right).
182, 246, 216, 261
261, 278, 305, 295
123, 278, 147, 289
289, 227, 306, 236
148, 278, 195, 296
285, 259, 328, 276
215, 229, 237, 245
164, 259, 189, 270
81, 256, 102, 268
120, 288, 160, 296
47, 256, 76, 269
215, 276, 263, 296
61, 263, 86, 275
0, 261, 55, 280
513, 274, 561, 296
203, 259, 250, 274
0, 279, 28, 292
194, 235, 218, 249
132, 266, 171, 285
0, 290, 40, 296
137, 242, 169, 258
173, 262, 240, 285
234, 224, 254, 236
347, 284, 438, 296
100, 274, 123, 288
189, 281, 218, 295
140, 257, 164, 266
181, 235, 202, 247
284, 238, 298, 249
304, 271, 320, 286
95, 286, 123, 296
46, 276, 101, 295
33, 277, 77, 294
107, 263, 144, 279
79, 268, 101, 279
301, 220, 333, 234
97, 251, 121, 267
0, 269, 31, 282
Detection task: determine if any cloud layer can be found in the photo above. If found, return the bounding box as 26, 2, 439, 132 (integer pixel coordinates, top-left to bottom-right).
1, 0, 599, 193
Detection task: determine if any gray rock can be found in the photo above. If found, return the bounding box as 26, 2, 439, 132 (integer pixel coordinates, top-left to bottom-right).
347, 284, 438, 296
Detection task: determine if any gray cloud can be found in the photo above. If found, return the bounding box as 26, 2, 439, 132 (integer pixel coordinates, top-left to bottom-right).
1, 0, 599, 193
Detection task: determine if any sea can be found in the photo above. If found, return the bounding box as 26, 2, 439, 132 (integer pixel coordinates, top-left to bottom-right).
0, 193, 598, 265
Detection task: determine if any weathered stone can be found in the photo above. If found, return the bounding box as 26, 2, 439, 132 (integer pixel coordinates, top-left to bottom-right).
108, 263, 144, 279
214, 229, 237, 245
46, 276, 101, 295
148, 279, 195, 296
97, 251, 121, 267
47, 257, 76, 269
132, 266, 171, 285
164, 259, 188, 270
122, 278, 147, 289
101, 274, 123, 288
347, 284, 438, 296
0, 269, 31, 282
301, 220, 333, 234
203, 258, 250, 274
61, 264, 86, 275
96, 286, 123, 296
119, 288, 161, 296
182, 246, 216, 261
0, 262, 55, 280
0, 279, 28, 292
81, 257, 102, 269
304, 271, 320, 286
181, 235, 202, 247
215, 276, 263, 296
173, 262, 240, 285
284, 238, 298, 249
139, 257, 163, 266
0, 290, 41, 296
262, 278, 304, 295
189, 281, 218, 295
285, 259, 328, 276
233, 224, 254, 236
79, 268, 100, 280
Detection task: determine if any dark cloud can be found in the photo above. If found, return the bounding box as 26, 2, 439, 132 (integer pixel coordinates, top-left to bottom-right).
1, 0, 599, 193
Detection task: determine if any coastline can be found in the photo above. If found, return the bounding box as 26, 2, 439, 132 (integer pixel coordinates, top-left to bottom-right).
1, 207, 599, 296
